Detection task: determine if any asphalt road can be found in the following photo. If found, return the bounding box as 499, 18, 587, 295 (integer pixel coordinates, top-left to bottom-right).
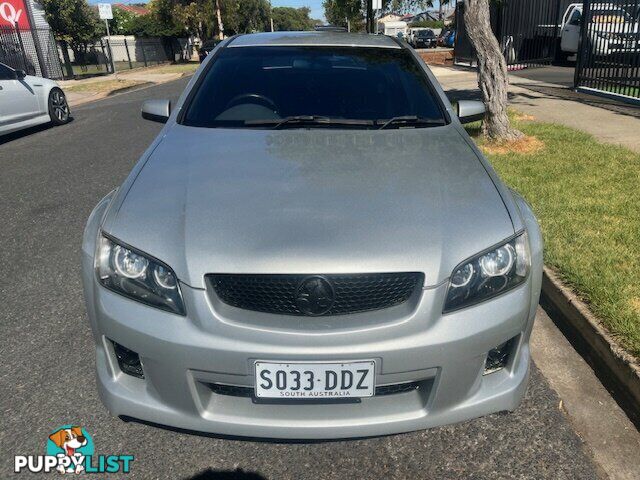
0, 79, 601, 479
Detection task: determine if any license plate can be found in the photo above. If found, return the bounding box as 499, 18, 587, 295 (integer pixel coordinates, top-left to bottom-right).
254, 361, 375, 399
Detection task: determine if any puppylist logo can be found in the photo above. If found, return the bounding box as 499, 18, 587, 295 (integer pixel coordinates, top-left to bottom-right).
14, 425, 134, 474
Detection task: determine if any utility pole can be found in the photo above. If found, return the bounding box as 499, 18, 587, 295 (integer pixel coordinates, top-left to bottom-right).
269, 0, 274, 31
215, 0, 224, 39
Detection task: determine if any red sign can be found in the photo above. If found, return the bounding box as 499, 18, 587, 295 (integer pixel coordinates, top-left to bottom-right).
0, 0, 31, 29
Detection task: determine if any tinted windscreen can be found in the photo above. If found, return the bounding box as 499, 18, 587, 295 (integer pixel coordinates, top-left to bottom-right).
183, 46, 445, 128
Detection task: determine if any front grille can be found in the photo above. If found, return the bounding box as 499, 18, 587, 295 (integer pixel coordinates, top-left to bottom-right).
208, 381, 421, 398
208, 272, 423, 316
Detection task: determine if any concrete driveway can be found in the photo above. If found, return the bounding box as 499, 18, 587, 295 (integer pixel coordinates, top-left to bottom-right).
0, 78, 610, 479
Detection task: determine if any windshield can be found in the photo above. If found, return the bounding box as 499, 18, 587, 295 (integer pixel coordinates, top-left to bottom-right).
182, 46, 446, 129
418, 30, 434, 37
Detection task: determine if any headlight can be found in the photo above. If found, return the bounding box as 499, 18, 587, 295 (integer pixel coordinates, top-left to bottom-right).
444, 232, 530, 312
96, 234, 186, 315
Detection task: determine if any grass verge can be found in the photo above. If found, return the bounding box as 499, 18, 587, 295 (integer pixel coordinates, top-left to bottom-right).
146, 62, 199, 75
64, 79, 147, 94
467, 113, 640, 358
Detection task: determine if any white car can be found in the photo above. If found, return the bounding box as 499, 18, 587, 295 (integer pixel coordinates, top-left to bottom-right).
0, 62, 70, 136
559, 3, 639, 58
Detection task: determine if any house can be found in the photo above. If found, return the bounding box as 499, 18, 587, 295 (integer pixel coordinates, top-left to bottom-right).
410, 11, 440, 24
112, 3, 150, 16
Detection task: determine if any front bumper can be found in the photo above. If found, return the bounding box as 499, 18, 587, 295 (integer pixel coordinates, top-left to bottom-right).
83, 251, 538, 439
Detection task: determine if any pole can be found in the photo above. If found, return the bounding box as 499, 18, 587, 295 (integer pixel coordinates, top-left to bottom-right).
22, 0, 47, 77
368, 0, 374, 33
105, 19, 116, 76
269, 0, 274, 32
215, 0, 224, 39
124, 38, 133, 69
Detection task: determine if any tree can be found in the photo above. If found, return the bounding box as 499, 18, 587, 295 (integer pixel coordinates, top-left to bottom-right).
272, 7, 315, 31
41, 0, 102, 59
173, 0, 216, 39
149, 0, 188, 36
463, 0, 522, 140
409, 19, 444, 28
323, 0, 365, 31
221, 0, 270, 35
122, 0, 187, 37
109, 7, 137, 35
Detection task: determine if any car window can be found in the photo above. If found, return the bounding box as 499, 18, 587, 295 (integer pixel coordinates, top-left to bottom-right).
0, 63, 15, 80
183, 46, 446, 129
569, 9, 582, 25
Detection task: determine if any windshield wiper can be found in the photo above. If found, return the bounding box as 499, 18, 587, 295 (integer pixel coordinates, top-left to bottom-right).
245, 116, 374, 129
377, 116, 445, 130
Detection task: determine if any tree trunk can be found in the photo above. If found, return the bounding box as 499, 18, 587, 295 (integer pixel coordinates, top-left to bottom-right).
215, 0, 224, 39
463, 0, 522, 141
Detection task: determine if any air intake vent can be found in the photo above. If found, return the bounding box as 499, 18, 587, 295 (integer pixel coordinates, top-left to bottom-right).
207, 272, 423, 316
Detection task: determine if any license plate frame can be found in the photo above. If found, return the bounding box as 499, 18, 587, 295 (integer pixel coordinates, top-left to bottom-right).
254, 360, 376, 399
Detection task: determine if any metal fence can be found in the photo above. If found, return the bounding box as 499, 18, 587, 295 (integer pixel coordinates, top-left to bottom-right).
454, 0, 563, 69
1, 27, 193, 80
0, 26, 64, 79
498, 0, 563, 67
58, 37, 193, 78
575, 0, 640, 100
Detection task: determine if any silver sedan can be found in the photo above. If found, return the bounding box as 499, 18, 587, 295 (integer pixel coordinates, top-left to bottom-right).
82, 32, 543, 439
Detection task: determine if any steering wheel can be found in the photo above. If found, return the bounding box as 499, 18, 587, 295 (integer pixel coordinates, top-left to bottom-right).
225, 93, 278, 112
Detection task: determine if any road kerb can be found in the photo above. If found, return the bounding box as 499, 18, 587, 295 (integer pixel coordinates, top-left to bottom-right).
541, 266, 640, 427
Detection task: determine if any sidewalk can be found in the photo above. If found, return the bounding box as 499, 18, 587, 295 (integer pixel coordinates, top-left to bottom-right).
59, 63, 198, 107
430, 65, 640, 153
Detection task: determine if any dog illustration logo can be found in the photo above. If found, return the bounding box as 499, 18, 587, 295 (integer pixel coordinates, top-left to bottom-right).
46, 425, 94, 474
15, 425, 133, 474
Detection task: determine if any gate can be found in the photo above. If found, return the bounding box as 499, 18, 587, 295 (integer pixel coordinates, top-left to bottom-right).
498, 0, 563, 67
454, 0, 572, 68
575, 0, 640, 101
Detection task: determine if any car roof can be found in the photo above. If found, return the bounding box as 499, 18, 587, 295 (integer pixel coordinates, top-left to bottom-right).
228, 31, 402, 49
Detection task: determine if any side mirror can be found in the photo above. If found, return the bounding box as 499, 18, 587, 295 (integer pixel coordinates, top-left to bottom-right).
456, 100, 486, 124
15, 69, 26, 80
141, 99, 171, 124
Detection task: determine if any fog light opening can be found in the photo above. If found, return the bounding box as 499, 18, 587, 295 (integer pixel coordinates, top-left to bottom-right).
111, 341, 145, 378
484, 337, 517, 375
